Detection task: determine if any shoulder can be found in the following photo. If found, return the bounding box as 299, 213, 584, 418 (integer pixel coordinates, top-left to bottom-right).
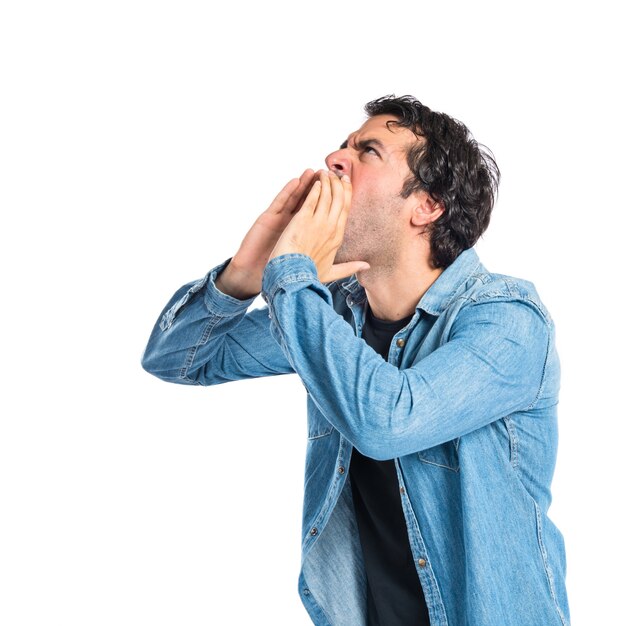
457, 265, 553, 327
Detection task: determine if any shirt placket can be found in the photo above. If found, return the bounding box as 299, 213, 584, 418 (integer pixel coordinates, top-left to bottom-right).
388, 313, 448, 625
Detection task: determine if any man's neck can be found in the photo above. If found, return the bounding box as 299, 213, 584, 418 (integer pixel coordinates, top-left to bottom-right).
355, 258, 443, 322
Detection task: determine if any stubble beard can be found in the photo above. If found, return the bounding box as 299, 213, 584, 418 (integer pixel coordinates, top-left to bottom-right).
334, 196, 403, 276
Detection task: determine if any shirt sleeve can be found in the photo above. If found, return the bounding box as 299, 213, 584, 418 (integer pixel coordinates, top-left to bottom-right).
140, 257, 295, 385
261, 254, 552, 460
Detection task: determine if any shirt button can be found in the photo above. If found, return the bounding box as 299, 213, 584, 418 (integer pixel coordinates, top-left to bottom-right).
338, 466, 345, 474
399, 486, 405, 494
303, 588, 310, 596
396, 338, 405, 348
418, 558, 427, 568
310, 527, 318, 536
347, 296, 353, 306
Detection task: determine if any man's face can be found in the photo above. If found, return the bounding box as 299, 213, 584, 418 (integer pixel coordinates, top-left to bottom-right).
324, 114, 420, 269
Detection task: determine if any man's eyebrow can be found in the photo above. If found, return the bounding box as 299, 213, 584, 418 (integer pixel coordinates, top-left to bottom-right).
339, 136, 386, 151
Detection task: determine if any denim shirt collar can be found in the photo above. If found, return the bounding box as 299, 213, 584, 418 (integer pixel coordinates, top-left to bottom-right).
338, 247, 483, 317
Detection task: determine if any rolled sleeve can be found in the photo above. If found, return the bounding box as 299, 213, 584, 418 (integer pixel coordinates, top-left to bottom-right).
261, 253, 322, 304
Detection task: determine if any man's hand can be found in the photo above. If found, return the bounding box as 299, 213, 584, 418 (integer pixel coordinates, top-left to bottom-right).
215, 169, 317, 299
268, 170, 370, 282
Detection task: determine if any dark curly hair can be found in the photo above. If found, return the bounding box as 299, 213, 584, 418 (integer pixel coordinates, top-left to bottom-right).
364, 95, 500, 269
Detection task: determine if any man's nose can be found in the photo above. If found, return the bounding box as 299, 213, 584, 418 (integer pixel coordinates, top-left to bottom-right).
325, 149, 352, 178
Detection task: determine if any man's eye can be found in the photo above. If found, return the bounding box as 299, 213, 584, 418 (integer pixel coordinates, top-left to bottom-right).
363, 145, 379, 156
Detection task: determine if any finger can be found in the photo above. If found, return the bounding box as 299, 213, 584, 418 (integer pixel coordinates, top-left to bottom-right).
327, 170, 345, 221
314, 170, 332, 216
284, 169, 316, 216
342, 174, 352, 211
324, 261, 371, 282
300, 167, 316, 183
336, 175, 353, 231
268, 169, 315, 215
291, 169, 317, 214
286, 169, 316, 214
300, 179, 322, 215
267, 177, 301, 214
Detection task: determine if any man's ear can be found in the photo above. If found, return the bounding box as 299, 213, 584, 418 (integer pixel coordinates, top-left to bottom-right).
410, 191, 445, 227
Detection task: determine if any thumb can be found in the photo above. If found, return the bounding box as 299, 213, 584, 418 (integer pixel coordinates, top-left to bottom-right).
324, 262, 371, 282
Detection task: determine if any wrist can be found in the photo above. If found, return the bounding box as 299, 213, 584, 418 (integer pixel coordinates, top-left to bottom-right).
215, 259, 261, 300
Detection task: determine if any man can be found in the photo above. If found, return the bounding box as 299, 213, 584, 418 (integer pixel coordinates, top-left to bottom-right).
141, 95, 570, 626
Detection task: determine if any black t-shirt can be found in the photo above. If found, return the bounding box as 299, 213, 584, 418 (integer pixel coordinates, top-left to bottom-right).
349, 306, 430, 626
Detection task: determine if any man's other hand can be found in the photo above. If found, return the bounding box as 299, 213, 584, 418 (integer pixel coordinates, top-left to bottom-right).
215, 169, 317, 299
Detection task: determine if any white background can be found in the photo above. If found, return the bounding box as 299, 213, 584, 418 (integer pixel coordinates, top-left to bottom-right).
1, 1, 624, 624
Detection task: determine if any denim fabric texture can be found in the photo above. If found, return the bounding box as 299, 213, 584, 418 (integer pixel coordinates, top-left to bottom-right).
141, 247, 569, 626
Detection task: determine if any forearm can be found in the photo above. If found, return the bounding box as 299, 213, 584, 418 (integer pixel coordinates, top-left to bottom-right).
141, 258, 293, 385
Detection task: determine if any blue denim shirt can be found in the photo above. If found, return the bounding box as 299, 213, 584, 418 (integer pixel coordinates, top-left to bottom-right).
141, 248, 569, 626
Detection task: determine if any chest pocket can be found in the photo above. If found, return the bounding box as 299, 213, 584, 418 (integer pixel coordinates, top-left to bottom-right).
417, 438, 460, 472
306, 394, 334, 440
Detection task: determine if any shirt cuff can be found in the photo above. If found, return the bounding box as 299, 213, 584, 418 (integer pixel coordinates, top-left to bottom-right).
261, 254, 320, 303
158, 258, 259, 331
